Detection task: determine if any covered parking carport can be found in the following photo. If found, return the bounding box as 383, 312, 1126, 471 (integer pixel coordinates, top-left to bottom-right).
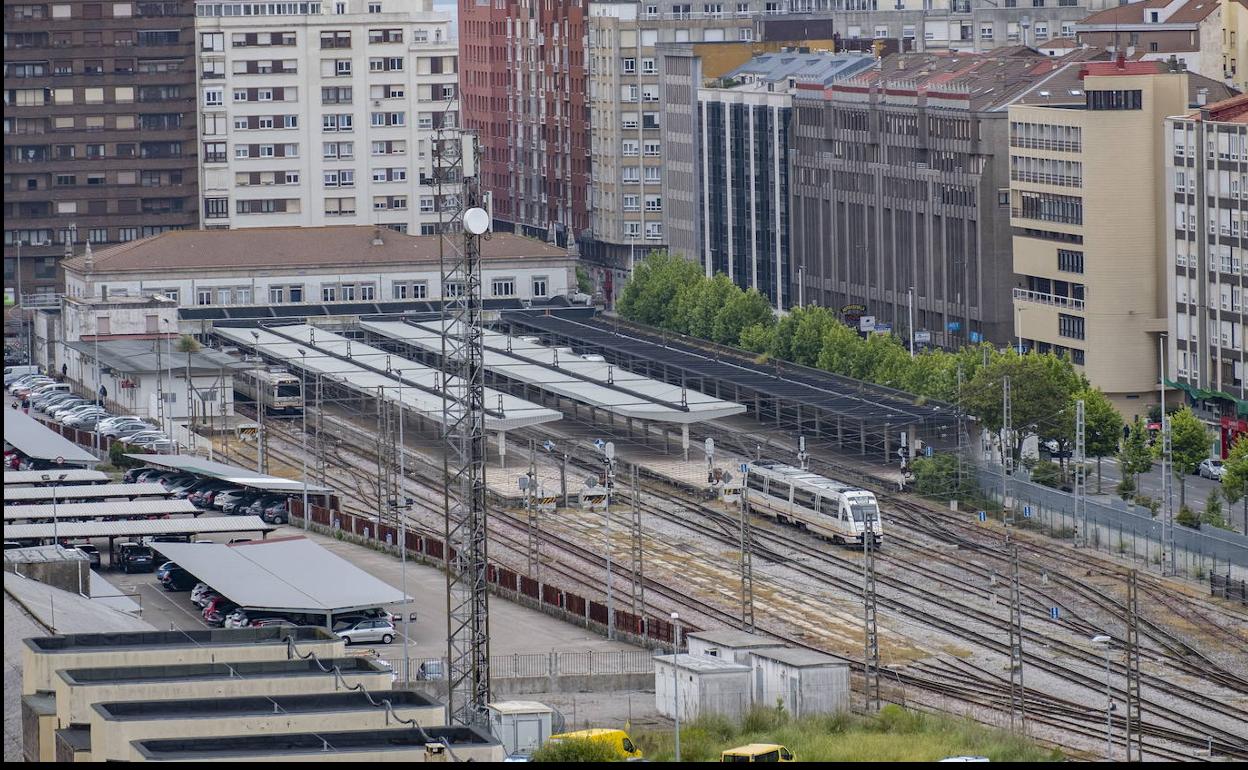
5, 410, 99, 468
2, 516, 275, 566
124, 454, 335, 509
150, 536, 410, 629
4, 483, 173, 505
4, 469, 109, 486
3, 498, 200, 523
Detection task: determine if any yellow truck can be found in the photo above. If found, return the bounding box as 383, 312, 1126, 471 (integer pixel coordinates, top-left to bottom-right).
546, 728, 643, 759
721, 743, 796, 762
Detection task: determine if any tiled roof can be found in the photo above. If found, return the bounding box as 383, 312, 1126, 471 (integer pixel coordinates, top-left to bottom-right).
1079, 0, 1218, 26
62, 226, 568, 274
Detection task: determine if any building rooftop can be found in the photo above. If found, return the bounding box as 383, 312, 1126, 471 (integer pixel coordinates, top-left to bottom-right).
4, 514, 274, 542
752, 647, 848, 667
1078, 0, 1218, 28
654, 653, 752, 673
25, 626, 333, 654
123, 453, 332, 494
721, 50, 876, 89
3, 410, 99, 466
93, 690, 441, 721
686, 628, 788, 649
61, 227, 568, 275
1182, 93, 1248, 123
58, 656, 386, 686
1009, 59, 1237, 107
64, 337, 247, 376
3, 498, 200, 522
131, 726, 499, 760
4, 482, 169, 504
4, 470, 109, 486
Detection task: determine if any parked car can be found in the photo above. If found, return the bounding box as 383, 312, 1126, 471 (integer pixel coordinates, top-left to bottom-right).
178, 479, 226, 501
1198, 458, 1226, 480
163, 475, 203, 496
64, 412, 109, 429
203, 597, 239, 626
222, 492, 266, 515
195, 590, 221, 609
250, 618, 297, 628
189, 583, 212, 604
64, 543, 101, 568
213, 489, 254, 511
155, 561, 179, 580
337, 618, 396, 646
244, 494, 286, 517
161, 569, 199, 592
101, 422, 155, 439
224, 609, 251, 629
117, 542, 155, 573
260, 501, 289, 525
190, 483, 239, 508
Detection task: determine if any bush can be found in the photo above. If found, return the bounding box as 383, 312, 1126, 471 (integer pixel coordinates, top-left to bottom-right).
911, 453, 977, 502
1176, 505, 1201, 529
1029, 461, 1061, 489
1134, 495, 1160, 517
530, 737, 622, 763
1202, 489, 1228, 529
1116, 475, 1136, 500
108, 441, 142, 468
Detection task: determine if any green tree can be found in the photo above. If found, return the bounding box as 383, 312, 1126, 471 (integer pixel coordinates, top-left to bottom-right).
672, 272, 739, 339
615, 250, 703, 328
1202, 487, 1227, 529
1160, 406, 1211, 509
738, 322, 776, 355
1080, 388, 1125, 493
1119, 418, 1154, 488
711, 288, 773, 346
910, 453, 976, 502
575, 265, 594, 294
1221, 435, 1248, 535
963, 353, 1083, 464
772, 306, 839, 367
531, 737, 622, 763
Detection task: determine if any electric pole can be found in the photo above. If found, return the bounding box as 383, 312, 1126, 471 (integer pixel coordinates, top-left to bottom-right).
1076, 399, 1087, 546
740, 467, 755, 633
629, 464, 645, 627
1007, 544, 1026, 733
1002, 375, 1013, 525
525, 439, 540, 582
1125, 569, 1143, 761
863, 513, 881, 712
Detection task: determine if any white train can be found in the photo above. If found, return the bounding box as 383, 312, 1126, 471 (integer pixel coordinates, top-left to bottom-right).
743, 461, 883, 547
233, 367, 303, 416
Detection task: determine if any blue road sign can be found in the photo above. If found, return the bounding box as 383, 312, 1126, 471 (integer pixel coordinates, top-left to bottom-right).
740, 463, 750, 474
924, 446, 933, 457
594, 439, 605, 450
1049, 607, 1060, 620
970, 331, 982, 343
977, 511, 987, 522
1023, 505, 1033, 518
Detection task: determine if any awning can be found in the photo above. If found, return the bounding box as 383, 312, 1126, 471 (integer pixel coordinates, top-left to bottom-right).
4, 483, 170, 504
124, 454, 332, 494
3, 498, 199, 521
3, 515, 274, 540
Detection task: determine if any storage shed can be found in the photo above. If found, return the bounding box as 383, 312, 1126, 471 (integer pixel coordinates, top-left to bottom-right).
653, 654, 752, 722
685, 629, 788, 665
749, 647, 850, 717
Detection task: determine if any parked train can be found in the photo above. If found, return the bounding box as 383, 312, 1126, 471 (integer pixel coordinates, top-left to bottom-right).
743, 460, 883, 547
233, 367, 303, 416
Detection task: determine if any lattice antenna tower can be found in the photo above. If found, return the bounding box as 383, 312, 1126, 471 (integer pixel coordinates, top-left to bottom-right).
1007, 544, 1027, 733
863, 516, 881, 712
740, 470, 755, 632
1125, 569, 1143, 761
436, 125, 491, 728
629, 464, 645, 621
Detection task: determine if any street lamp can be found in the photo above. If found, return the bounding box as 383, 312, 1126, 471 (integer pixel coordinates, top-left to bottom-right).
671, 610, 682, 763
249, 331, 263, 473
394, 368, 412, 682
297, 348, 309, 531
42, 472, 68, 545
1091, 634, 1114, 761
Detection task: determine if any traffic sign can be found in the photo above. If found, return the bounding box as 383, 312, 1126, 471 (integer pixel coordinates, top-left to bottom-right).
1023, 505, 1033, 518
924, 446, 933, 457
593, 439, 605, 450
977, 511, 987, 522
740, 463, 749, 474
915, 330, 931, 344
543, 440, 556, 452
1049, 607, 1060, 620
55, 456, 64, 465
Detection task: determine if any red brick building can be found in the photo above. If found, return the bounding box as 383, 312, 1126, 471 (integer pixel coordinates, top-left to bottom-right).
459, 0, 589, 251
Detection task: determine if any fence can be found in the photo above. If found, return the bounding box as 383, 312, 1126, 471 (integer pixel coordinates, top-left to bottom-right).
294, 500, 693, 650
383, 649, 657, 685
975, 466, 1248, 579
1210, 573, 1247, 606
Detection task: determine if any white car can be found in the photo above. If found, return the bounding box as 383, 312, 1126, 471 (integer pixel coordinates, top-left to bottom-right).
337, 619, 396, 646
223, 610, 250, 629
1198, 459, 1226, 480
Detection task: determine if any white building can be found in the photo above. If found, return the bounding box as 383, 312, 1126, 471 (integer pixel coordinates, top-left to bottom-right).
194, 0, 458, 234
685, 629, 788, 666
58, 226, 576, 310
748, 647, 850, 718
653, 653, 752, 722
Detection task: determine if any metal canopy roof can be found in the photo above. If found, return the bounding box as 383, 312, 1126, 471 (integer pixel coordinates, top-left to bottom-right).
4, 470, 109, 486
4, 483, 171, 504
3, 498, 200, 521
151, 536, 408, 614
361, 319, 747, 425
214, 324, 562, 433
506, 312, 958, 427
3, 515, 274, 540
123, 454, 332, 494
4, 410, 98, 465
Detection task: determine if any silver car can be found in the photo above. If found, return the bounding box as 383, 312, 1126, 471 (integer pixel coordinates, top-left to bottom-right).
337, 619, 396, 645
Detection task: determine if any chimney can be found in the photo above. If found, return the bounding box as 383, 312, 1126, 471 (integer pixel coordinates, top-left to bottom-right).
83, 240, 94, 273
1197, 87, 1209, 106
1115, 50, 1126, 70
371, 228, 384, 246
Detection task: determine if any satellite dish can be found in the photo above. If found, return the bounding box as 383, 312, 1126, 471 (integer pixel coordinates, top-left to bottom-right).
585, 476, 598, 488
604, 441, 615, 461
463, 207, 490, 236
518, 476, 529, 490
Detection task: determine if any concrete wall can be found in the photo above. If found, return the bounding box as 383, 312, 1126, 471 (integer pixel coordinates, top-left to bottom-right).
4, 552, 90, 597
23, 635, 346, 695
91, 702, 446, 763
132, 742, 507, 763
56, 668, 393, 727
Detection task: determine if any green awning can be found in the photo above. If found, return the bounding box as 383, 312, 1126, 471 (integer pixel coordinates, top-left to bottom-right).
1165, 379, 1248, 417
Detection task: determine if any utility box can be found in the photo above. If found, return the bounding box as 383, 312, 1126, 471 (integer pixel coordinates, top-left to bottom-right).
686, 629, 788, 666
749, 648, 850, 718
487, 700, 553, 758
654, 654, 752, 722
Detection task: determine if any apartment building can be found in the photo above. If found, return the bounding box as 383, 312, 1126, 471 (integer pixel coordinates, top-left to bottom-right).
194, 0, 457, 233
3, 0, 200, 300
1224, 0, 1247, 91
1074, 0, 1225, 83
1165, 94, 1246, 402
661, 49, 875, 308
1008, 58, 1234, 418
459, 0, 589, 249
789, 48, 1097, 348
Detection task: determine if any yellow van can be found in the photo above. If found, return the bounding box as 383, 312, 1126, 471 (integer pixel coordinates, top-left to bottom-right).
721, 744, 796, 762
547, 728, 643, 759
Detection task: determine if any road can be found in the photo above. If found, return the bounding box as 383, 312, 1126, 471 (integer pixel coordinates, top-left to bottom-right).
1077, 456, 1246, 534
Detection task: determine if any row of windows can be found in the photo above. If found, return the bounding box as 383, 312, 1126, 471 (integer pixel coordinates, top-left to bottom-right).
4, 225, 179, 247
181, 276, 548, 307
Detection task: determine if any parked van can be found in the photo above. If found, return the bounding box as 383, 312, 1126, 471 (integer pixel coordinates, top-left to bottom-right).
721, 744, 795, 762
546, 729, 642, 760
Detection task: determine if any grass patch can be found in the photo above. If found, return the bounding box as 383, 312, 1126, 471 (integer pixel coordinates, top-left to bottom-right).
633, 705, 1059, 763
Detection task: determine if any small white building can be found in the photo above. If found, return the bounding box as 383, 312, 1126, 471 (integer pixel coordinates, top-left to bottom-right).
59, 226, 576, 311
686, 629, 789, 666
653, 653, 752, 723
749, 647, 850, 718
486, 701, 553, 758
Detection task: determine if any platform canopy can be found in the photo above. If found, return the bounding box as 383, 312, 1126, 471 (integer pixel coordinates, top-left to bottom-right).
124, 454, 332, 494
215, 323, 562, 432
4, 483, 171, 505
3, 498, 199, 522
361, 319, 747, 424
4, 410, 98, 466
3, 515, 274, 541
151, 536, 408, 615
4, 470, 109, 486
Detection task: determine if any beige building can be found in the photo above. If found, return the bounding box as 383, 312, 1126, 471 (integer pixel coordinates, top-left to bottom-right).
1227, 0, 1248, 91
1075, 0, 1224, 83
1165, 94, 1247, 400
1008, 59, 1235, 419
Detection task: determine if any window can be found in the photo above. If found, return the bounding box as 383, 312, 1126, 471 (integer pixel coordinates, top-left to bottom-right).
88, 228, 107, 243
323, 113, 353, 131
204, 197, 229, 219
622, 140, 640, 157
1057, 249, 1084, 274
203, 88, 223, 106
623, 194, 640, 212
322, 86, 352, 104
359, 283, 375, 301
645, 222, 662, 240
1058, 313, 1085, 340
492, 278, 516, 297
531, 277, 548, 298
369, 1, 382, 10
644, 166, 661, 183
623, 57, 636, 74
980, 24, 993, 40
321, 285, 337, 301
444, 282, 464, 298
643, 141, 661, 156
1086, 89, 1143, 111
269, 286, 285, 304
624, 222, 641, 238
645, 195, 662, 212
197, 289, 212, 305
200, 32, 224, 51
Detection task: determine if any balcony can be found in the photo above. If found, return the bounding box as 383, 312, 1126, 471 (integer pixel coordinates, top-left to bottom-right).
1013, 287, 1084, 312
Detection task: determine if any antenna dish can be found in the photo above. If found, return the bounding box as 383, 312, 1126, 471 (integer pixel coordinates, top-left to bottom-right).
463, 207, 490, 235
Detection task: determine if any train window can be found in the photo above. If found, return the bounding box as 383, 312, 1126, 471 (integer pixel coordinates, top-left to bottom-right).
793, 488, 817, 510
276, 383, 300, 397
850, 504, 879, 522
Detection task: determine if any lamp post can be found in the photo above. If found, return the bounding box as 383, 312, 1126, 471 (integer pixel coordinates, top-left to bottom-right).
394, 368, 411, 682
1091, 634, 1114, 760
249, 331, 263, 473
297, 347, 309, 531
42, 472, 68, 545
671, 610, 682, 763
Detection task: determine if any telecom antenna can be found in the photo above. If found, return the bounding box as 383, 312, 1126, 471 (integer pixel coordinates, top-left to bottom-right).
437, 127, 491, 728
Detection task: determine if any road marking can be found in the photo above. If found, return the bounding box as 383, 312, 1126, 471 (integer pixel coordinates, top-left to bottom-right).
141, 578, 210, 628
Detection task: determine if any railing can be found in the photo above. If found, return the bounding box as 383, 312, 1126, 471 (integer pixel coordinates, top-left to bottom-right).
1009, 137, 1081, 153
1009, 170, 1082, 188
1010, 207, 1082, 226
1012, 287, 1084, 311
19, 293, 63, 309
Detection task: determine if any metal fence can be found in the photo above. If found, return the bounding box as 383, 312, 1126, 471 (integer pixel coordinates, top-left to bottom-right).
1210, 573, 1247, 605
975, 466, 1248, 577
381, 649, 657, 685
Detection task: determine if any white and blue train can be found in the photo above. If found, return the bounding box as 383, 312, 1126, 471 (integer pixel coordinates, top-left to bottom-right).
743, 460, 883, 547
